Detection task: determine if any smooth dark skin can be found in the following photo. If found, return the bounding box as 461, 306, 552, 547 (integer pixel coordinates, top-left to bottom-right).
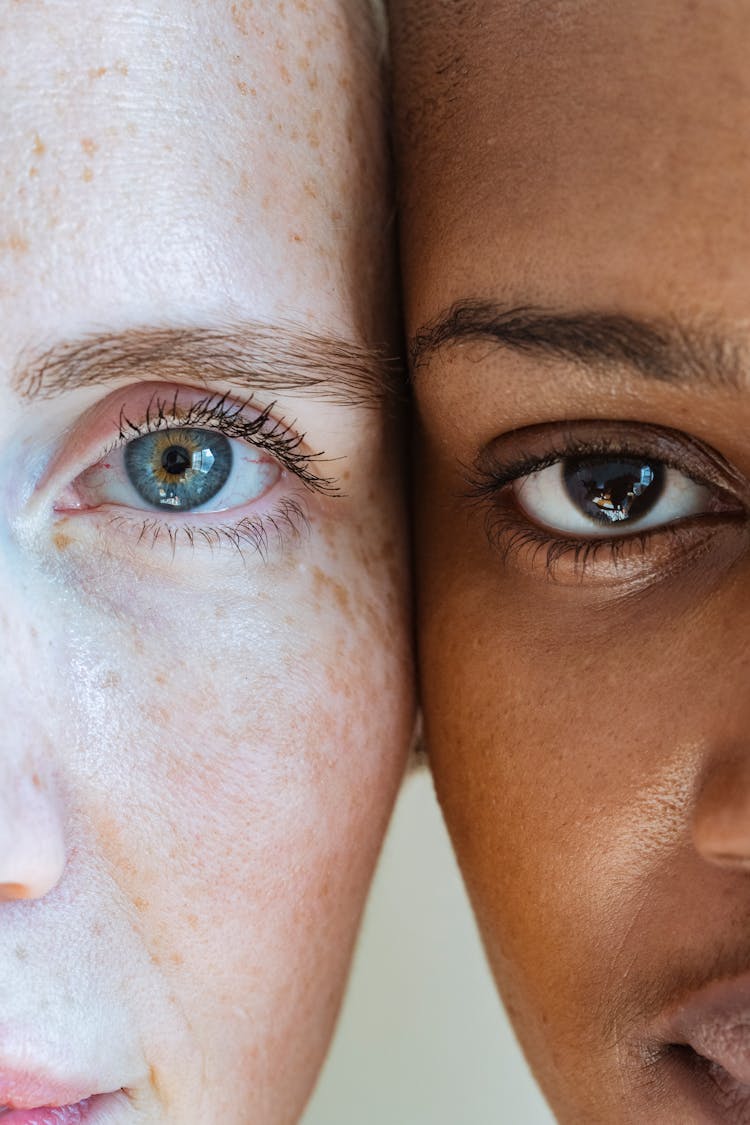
392, 1, 750, 1121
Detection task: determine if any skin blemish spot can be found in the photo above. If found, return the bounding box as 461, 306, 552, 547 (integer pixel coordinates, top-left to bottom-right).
32, 133, 45, 157
236, 79, 249, 95
231, 3, 249, 36
15, 946, 28, 962
80, 137, 97, 156
2, 234, 29, 256
53, 531, 71, 551
88, 66, 107, 80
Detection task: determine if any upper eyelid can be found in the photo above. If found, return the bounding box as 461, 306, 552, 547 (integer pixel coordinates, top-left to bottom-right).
39, 382, 339, 502
470, 421, 745, 500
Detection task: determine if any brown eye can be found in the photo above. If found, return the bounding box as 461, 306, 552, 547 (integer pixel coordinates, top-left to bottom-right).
562, 458, 665, 527
513, 458, 714, 538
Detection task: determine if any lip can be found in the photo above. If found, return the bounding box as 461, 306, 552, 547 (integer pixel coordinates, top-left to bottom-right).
0, 1092, 123, 1124
662, 971, 750, 1121
0, 1073, 124, 1125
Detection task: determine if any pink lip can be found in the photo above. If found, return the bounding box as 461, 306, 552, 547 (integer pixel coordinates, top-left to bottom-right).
0, 1073, 122, 1124
667, 971, 750, 1087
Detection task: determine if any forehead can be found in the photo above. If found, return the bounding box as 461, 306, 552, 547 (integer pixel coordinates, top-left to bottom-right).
393, 0, 750, 323
0, 0, 384, 343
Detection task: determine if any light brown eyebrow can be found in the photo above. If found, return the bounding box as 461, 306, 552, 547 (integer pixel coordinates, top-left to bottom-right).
14, 320, 399, 407
410, 300, 743, 389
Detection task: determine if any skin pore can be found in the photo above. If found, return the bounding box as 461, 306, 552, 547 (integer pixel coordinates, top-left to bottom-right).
391, 0, 750, 1121
0, 2, 412, 1123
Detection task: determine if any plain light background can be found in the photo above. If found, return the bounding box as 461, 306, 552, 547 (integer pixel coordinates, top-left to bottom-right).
303, 768, 555, 1125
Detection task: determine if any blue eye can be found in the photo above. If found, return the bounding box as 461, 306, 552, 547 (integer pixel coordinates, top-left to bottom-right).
68, 423, 282, 516
124, 428, 232, 511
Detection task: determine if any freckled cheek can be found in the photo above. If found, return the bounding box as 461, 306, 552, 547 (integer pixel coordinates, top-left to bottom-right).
79, 597, 406, 900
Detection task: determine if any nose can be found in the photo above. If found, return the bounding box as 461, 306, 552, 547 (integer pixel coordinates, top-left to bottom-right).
692, 756, 750, 870
0, 772, 67, 900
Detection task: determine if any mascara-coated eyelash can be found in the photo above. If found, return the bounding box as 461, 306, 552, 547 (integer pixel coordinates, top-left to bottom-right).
113, 389, 336, 496
52, 385, 337, 561
466, 421, 746, 579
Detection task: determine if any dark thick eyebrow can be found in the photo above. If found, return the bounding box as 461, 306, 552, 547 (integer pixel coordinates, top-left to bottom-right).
14, 321, 398, 406
410, 300, 743, 388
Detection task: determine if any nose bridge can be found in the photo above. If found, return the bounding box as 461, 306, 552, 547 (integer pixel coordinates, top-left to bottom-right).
0, 585, 68, 901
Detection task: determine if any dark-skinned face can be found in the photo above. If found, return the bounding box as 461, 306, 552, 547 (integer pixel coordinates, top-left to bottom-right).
392, 1, 750, 1120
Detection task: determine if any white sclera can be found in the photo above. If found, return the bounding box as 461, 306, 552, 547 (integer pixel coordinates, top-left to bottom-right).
513, 461, 714, 538
73, 433, 281, 514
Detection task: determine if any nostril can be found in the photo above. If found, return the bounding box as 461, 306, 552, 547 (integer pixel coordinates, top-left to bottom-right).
0, 883, 32, 902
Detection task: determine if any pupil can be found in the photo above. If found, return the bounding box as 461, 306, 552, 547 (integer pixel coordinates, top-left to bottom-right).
563, 457, 664, 525
162, 445, 191, 476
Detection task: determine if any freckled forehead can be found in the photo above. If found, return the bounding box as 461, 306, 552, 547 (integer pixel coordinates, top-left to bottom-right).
0, 0, 386, 333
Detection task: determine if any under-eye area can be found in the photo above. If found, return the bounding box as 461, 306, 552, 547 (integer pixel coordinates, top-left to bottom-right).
466, 419, 749, 582
49, 382, 338, 560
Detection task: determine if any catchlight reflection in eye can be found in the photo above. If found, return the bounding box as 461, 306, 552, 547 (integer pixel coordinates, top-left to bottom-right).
514, 457, 715, 537
73, 426, 281, 514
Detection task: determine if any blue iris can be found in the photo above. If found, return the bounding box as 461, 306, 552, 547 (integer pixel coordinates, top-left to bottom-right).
124, 428, 233, 510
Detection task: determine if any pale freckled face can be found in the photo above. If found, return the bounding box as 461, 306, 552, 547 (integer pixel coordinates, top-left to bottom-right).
0, 2, 413, 1123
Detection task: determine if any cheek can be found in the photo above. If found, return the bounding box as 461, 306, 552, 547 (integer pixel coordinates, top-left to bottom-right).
423, 562, 736, 1039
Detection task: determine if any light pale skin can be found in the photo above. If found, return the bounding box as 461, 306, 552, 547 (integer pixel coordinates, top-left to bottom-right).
0, 2, 413, 1123
392, 0, 750, 1121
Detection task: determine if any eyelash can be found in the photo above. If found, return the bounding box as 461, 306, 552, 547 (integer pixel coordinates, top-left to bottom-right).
113, 389, 336, 494
61, 388, 338, 561
466, 428, 744, 578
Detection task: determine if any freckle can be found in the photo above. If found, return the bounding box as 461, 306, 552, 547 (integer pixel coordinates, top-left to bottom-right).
32, 133, 45, 157
31, 773, 41, 790
4, 234, 29, 255
134, 896, 149, 913
279, 64, 291, 84
80, 137, 97, 156
170, 952, 183, 965
236, 79, 248, 95
187, 913, 198, 929
28, 166, 38, 178
231, 3, 249, 35
308, 132, 320, 149
82, 166, 93, 182
115, 60, 128, 76
88, 66, 107, 80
